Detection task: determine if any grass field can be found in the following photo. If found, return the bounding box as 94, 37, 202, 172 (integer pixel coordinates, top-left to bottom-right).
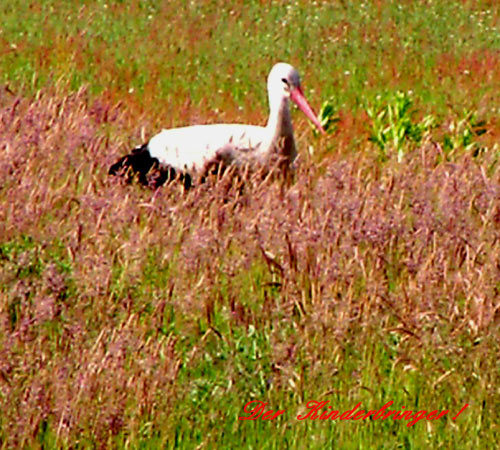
1, 0, 500, 448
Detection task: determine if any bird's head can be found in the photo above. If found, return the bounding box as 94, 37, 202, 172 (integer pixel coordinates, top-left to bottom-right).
268, 63, 326, 135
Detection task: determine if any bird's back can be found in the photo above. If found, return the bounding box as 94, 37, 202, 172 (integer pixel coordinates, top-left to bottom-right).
148, 123, 270, 172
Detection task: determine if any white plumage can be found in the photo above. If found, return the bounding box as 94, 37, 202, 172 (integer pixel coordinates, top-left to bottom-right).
148, 124, 268, 171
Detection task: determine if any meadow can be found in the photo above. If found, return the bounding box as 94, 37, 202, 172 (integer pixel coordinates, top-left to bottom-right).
1, 0, 500, 447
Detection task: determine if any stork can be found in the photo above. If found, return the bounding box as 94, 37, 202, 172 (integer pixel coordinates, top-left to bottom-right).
109, 63, 325, 188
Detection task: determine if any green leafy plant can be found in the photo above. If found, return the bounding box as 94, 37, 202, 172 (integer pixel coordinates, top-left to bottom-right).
367, 91, 436, 162
442, 110, 487, 157
312, 100, 340, 137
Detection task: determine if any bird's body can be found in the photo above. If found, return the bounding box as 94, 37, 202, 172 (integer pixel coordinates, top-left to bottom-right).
109, 63, 325, 187
148, 124, 270, 171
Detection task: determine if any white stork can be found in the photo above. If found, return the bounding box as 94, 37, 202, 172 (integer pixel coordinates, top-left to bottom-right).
109, 62, 325, 187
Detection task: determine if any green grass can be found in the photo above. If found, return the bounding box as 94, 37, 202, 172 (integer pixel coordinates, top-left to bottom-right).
2, 1, 500, 118
1, 0, 500, 448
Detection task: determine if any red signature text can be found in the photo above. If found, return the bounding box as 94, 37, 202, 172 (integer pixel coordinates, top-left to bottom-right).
238, 400, 285, 421
239, 400, 469, 427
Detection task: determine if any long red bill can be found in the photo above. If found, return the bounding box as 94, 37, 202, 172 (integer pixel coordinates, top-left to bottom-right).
290, 86, 326, 135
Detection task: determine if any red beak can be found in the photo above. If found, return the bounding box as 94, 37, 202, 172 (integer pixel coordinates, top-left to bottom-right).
290, 86, 326, 135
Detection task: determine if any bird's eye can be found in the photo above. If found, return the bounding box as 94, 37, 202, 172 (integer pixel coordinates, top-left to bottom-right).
281, 78, 289, 85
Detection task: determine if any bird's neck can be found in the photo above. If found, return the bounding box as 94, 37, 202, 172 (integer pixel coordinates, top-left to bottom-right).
266, 96, 297, 162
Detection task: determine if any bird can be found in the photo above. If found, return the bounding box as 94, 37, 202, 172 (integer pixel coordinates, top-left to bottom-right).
109, 62, 325, 188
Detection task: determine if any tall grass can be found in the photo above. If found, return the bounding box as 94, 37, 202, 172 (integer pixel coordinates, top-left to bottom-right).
1, 0, 500, 447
